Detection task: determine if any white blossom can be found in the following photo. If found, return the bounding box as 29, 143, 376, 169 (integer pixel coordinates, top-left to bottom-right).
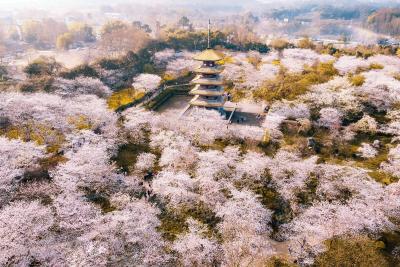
357, 143, 378, 158
132, 73, 162, 92
318, 107, 342, 130
173, 218, 222, 266
53, 77, 112, 98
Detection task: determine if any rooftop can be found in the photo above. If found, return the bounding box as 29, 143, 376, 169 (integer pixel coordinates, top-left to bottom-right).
193, 49, 223, 62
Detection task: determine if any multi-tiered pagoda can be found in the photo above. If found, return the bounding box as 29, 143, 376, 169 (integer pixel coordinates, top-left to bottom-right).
189, 21, 226, 109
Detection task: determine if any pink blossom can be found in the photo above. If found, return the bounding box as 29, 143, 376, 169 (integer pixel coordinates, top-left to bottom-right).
132, 73, 162, 92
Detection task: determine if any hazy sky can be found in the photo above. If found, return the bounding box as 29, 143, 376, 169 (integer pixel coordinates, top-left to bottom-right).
2, 0, 398, 10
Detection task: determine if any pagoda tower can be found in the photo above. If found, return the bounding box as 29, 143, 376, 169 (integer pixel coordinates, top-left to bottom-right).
189, 20, 226, 109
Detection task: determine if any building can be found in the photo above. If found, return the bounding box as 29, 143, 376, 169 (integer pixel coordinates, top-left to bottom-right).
189, 21, 226, 109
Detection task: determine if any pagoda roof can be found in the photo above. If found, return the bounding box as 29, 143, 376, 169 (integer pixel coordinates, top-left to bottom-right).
193, 49, 223, 61
194, 65, 224, 74
190, 85, 224, 96
190, 95, 225, 108
191, 75, 224, 86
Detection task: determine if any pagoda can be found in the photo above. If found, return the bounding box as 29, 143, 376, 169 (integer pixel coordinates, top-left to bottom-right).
189, 20, 226, 109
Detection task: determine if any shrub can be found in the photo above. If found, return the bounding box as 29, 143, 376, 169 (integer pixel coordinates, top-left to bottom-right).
60, 64, 99, 79
270, 38, 290, 51
18, 76, 54, 93
349, 74, 365, 86
370, 63, 384, 70
23, 56, 62, 77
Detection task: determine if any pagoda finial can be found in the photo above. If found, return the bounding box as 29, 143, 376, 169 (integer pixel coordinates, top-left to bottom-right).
207, 19, 211, 49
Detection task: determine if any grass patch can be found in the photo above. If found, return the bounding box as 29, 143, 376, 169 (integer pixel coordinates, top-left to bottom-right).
368, 171, 399, 185
67, 115, 92, 130
112, 142, 151, 174
295, 173, 319, 207
315, 236, 392, 267
253, 61, 338, 102
234, 171, 293, 236
225, 85, 247, 102
1, 122, 65, 153
84, 188, 116, 214
107, 88, 146, 111
311, 128, 396, 184
157, 202, 221, 241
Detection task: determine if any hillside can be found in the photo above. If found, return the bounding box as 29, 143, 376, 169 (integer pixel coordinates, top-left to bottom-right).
368, 8, 400, 35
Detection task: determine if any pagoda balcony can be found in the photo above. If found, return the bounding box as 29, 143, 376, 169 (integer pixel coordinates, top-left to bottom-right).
190, 85, 224, 96
191, 75, 224, 86
194, 65, 224, 75
190, 95, 225, 108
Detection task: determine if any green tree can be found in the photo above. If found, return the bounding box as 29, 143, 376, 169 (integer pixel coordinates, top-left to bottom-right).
297, 37, 315, 49
101, 20, 128, 36
177, 16, 192, 30
68, 22, 96, 43
24, 56, 62, 77
56, 32, 73, 50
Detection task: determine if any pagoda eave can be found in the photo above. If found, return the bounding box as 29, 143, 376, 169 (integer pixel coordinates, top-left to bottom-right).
194, 66, 224, 74
191, 76, 224, 86
190, 88, 224, 96
189, 95, 225, 108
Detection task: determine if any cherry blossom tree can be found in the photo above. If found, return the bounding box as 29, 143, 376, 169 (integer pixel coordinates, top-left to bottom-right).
351, 115, 378, 134
222, 52, 279, 90
132, 73, 162, 92
357, 143, 378, 158
317, 107, 343, 131
381, 145, 400, 178
382, 110, 400, 137
216, 189, 275, 266
0, 93, 118, 139
301, 76, 362, 114
0, 137, 45, 189
53, 77, 112, 98
152, 171, 199, 208
263, 101, 310, 139
173, 218, 222, 266
281, 49, 335, 73
0, 201, 55, 266
357, 71, 400, 111
267, 150, 318, 208
154, 49, 176, 65
283, 163, 397, 264
135, 152, 157, 172
52, 139, 120, 193
334, 55, 369, 75
67, 200, 169, 266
